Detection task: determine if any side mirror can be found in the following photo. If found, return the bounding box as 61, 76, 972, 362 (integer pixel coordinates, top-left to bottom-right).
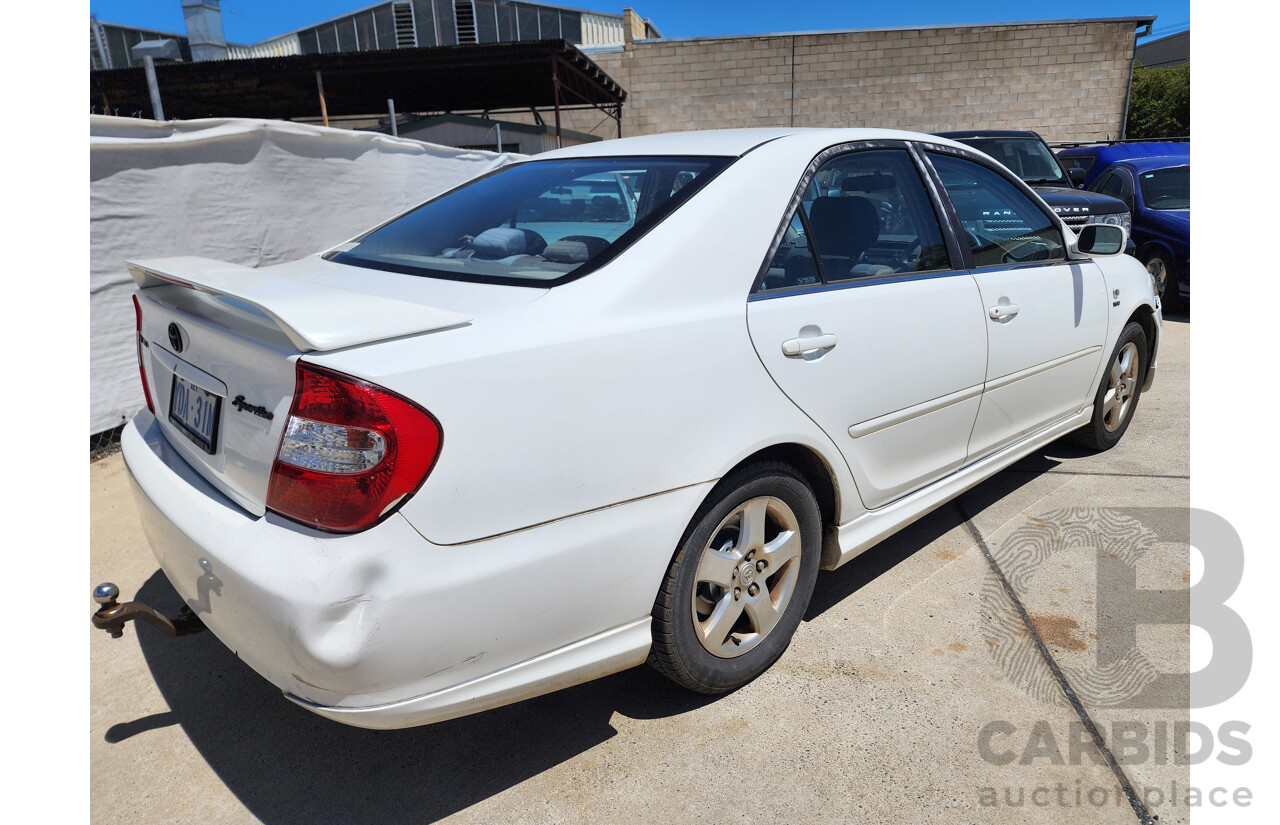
1068, 168, 1086, 187
1076, 224, 1127, 256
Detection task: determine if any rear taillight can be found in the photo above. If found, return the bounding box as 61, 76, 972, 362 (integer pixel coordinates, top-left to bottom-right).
266, 362, 441, 533
133, 294, 155, 414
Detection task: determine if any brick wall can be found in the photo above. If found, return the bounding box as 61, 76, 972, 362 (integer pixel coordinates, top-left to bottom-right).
567, 20, 1138, 145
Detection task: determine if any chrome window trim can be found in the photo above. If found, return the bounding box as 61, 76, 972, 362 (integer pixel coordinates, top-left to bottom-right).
747, 267, 967, 302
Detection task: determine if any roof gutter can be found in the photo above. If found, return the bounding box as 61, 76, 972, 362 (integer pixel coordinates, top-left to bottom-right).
640, 15, 1159, 45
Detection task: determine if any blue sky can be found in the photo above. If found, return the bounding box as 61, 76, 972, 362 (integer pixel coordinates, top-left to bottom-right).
90, 0, 1190, 45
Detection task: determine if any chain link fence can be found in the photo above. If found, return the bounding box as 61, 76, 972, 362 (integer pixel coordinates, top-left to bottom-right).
91, 424, 125, 462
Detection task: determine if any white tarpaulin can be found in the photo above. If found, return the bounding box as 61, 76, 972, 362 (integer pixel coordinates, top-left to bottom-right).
90, 115, 522, 436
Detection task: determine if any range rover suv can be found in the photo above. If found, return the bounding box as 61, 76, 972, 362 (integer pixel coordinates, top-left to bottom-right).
934, 130, 1133, 244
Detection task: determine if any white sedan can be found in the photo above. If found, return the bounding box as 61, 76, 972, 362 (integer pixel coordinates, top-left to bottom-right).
114, 128, 1159, 729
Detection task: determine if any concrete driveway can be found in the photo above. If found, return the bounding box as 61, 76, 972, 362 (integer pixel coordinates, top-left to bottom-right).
90, 318, 1190, 825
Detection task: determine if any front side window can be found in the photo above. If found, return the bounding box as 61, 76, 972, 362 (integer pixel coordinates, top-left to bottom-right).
927, 152, 1065, 268
1137, 166, 1189, 210
332, 156, 729, 285
758, 148, 950, 293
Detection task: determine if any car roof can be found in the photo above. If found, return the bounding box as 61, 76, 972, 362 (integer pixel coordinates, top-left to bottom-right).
536, 127, 973, 160
933, 129, 1040, 140
1057, 141, 1190, 161
1120, 157, 1191, 173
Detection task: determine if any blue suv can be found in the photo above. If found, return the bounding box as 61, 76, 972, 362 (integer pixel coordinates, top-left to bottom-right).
1057, 141, 1190, 188
1058, 143, 1190, 309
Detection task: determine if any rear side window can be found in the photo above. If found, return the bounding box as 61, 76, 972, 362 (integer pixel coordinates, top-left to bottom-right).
758, 148, 950, 292
927, 152, 1065, 268
332, 156, 730, 286
1059, 155, 1095, 175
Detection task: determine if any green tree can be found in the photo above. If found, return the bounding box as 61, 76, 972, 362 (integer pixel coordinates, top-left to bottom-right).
1125, 61, 1190, 139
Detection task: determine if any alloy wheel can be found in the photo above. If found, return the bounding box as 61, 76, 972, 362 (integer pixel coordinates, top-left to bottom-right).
1103, 342, 1140, 433
1145, 257, 1168, 299
690, 496, 802, 658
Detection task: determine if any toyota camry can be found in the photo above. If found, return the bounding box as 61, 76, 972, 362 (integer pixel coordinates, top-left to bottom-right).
109, 128, 1160, 728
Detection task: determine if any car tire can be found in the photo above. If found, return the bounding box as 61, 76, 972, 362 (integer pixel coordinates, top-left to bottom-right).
1073, 321, 1149, 452
1141, 248, 1181, 312
648, 460, 822, 694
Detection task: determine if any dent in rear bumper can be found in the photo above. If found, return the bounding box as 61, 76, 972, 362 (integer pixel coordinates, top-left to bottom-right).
287, 618, 652, 730
122, 411, 711, 725
123, 411, 430, 703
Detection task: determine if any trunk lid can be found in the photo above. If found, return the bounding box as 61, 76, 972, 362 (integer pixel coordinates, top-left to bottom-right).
130, 255, 540, 516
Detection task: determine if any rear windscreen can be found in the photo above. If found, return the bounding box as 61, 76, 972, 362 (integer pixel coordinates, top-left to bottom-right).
332, 156, 731, 286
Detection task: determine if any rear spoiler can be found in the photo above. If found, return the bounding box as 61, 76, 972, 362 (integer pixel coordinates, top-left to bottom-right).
128, 256, 472, 352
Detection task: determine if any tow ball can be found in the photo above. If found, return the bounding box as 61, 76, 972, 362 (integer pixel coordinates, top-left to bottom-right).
91, 582, 207, 639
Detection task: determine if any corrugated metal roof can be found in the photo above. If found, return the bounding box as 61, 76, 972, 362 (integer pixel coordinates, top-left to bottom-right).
271, 0, 627, 43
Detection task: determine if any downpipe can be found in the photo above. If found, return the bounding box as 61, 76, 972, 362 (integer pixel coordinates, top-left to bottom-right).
90, 582, 207, 639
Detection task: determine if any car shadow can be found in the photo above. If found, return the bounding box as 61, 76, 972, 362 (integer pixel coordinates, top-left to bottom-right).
125, 569, 718, 825
117, 439, 1071, 824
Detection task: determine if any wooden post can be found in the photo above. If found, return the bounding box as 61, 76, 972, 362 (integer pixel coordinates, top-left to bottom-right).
316, 71, 329, 127
551, 57, 562, 149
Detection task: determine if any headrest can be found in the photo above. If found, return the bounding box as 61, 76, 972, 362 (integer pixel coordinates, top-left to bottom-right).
841, 173, 895, 192
542, 235, 611, 264
807, 196, 880, 258
587, 196, 629, 221
472, 227, 547, 259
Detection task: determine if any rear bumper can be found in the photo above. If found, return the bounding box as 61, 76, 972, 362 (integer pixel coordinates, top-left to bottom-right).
288, 619, 652, 729
122, 411, 711, 728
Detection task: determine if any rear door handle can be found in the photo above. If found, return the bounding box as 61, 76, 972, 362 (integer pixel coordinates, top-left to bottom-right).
781, 333, 837, 356
989, 303, 1020, 320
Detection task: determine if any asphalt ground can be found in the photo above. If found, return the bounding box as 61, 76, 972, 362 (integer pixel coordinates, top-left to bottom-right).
90, 317, 1190, 825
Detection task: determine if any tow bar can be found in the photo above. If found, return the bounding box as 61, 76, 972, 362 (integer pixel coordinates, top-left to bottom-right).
91, 583, 207, 639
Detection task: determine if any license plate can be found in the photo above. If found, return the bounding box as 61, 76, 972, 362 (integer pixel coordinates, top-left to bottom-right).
169, 374, 222, 454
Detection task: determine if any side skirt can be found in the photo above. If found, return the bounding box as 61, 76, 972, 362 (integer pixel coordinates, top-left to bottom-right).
822, 408, 1092, 570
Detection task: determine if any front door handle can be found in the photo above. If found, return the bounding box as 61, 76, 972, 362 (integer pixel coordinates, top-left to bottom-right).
989, 303, 1020, 321
781, 333, 837, 357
